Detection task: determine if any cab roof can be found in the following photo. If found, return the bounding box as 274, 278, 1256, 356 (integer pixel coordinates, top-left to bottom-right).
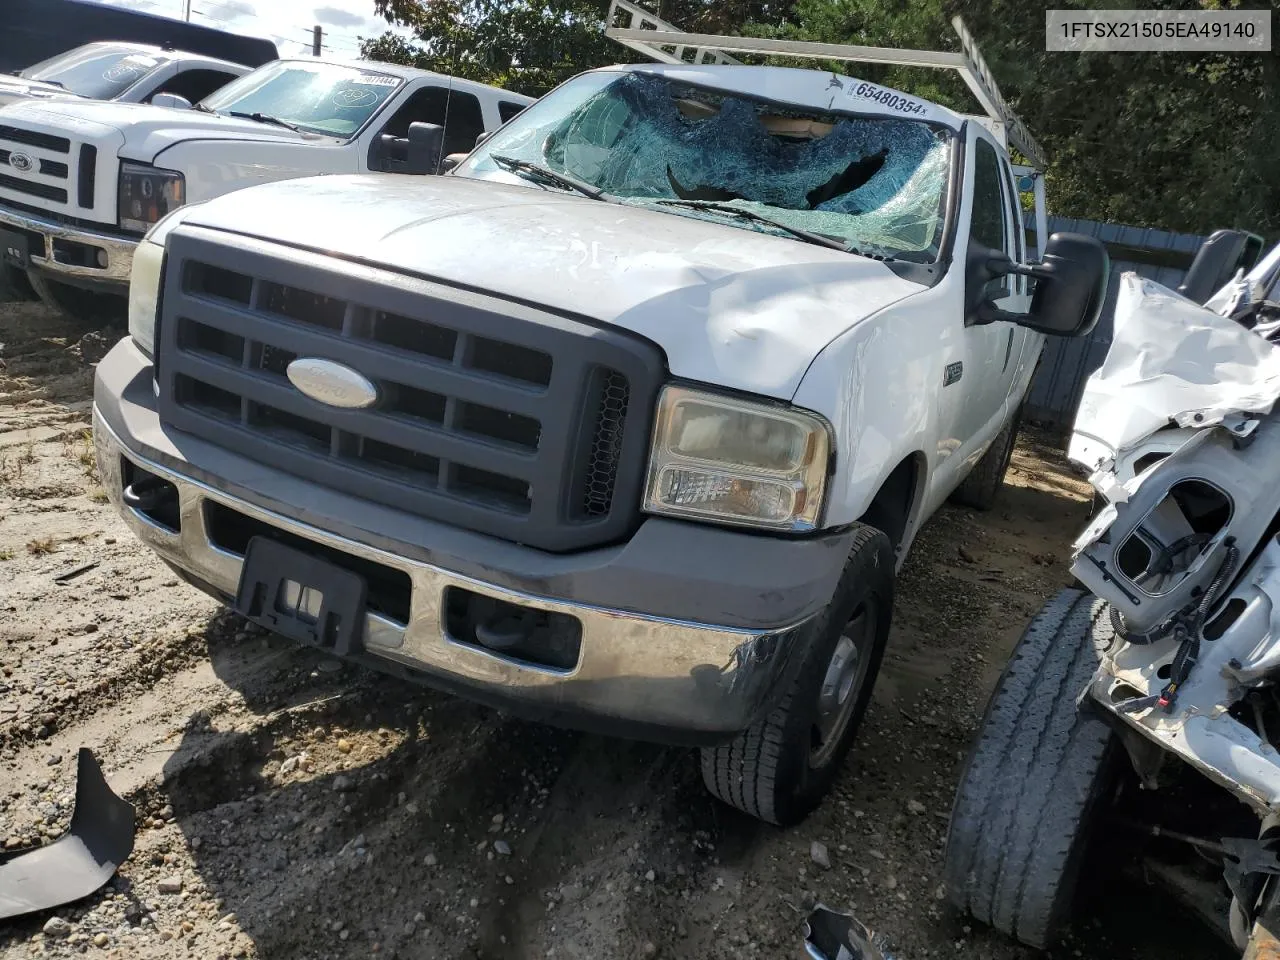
597, 62, 966, 130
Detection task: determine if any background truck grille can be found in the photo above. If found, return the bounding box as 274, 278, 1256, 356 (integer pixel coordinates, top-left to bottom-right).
155, 230, 665, 552
0, 124, 93, 211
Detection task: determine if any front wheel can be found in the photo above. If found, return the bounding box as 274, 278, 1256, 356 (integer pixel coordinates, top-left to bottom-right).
700, 524, 894, 825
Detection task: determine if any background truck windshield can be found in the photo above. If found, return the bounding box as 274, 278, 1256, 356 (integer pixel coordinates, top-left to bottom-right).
200, 61, 402, 138
19, 45, 165, 99
462, 70, 952, 261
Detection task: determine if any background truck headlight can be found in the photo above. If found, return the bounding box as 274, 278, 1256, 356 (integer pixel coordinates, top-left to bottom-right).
118, 162, 185, 234
643, 385, 831, 531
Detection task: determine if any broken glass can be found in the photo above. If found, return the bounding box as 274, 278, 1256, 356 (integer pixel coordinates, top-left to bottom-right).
462, 71, 952, 261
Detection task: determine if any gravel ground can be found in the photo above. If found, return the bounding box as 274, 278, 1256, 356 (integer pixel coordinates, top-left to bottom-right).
0, 301, 1231, 960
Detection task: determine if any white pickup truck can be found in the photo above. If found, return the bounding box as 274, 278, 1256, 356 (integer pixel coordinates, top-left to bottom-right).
0, 57, 531, 315
0, 41, 251, 110
93, 12, 1108, 824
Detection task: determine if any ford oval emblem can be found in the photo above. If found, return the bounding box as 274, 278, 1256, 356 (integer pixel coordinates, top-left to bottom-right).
8, 152, 33, 173
286, 358, 378, 409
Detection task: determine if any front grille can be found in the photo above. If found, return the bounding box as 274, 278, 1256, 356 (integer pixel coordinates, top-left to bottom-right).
0, 125, 76, 209
156, 231, 665, 552
77, 145, 96, 209
0, 171, 65, 202
0, 125, 69, 153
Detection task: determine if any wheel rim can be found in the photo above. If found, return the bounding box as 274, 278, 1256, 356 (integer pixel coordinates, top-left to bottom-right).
810, 602, 876, 768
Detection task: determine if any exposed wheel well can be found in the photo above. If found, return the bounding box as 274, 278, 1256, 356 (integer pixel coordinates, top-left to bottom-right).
859, 453, 924, 554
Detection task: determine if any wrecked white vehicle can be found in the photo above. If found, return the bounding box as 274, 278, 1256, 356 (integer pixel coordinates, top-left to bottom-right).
946, 239, 1280, 954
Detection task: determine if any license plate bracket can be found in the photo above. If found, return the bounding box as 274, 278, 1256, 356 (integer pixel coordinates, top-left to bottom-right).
234, 537, 367, 656
0, 228, 30, 269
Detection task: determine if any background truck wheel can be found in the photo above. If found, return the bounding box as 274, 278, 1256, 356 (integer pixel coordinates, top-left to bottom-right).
0, 263, 35, 302
27, 271, 126, 323
943, 588, 1117, 949
951, 407, 1020, 511
700, 524, 894, 826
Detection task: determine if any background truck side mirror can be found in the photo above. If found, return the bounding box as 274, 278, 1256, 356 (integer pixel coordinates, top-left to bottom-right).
150, 93, 192, 110
406, 121, 444, 175
970, 233, 1110, 338
1178, 228, 1264, 305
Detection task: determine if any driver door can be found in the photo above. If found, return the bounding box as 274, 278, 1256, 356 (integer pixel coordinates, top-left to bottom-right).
953, 132, 1022, 453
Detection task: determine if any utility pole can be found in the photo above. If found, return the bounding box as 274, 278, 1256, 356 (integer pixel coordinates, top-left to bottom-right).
183, 0, 191, 21
312, 25, 323, 56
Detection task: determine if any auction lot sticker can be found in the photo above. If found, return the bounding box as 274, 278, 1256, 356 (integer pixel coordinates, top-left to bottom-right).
1046, 9, 1271, 52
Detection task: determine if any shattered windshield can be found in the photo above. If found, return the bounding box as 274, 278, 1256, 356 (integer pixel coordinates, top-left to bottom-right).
199, 62, 403, 138
459, 71, 953, 261
19, 45, 166, 100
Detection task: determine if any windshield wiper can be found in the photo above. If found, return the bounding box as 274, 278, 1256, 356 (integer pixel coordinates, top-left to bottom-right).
229, 111, 301, 132
655, 199, 854, 252
490, 154, 612, 201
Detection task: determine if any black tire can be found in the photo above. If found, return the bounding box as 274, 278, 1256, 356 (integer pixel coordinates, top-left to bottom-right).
700, 524, 894, 825
951, 409, 1019, 511
0, 263, 35, 302
27, 271, 126, 322
944, 588, 1117, 949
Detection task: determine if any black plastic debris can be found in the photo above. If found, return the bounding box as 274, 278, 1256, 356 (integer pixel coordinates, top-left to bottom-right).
0, 748, 135, 920
804, 904, 892, 960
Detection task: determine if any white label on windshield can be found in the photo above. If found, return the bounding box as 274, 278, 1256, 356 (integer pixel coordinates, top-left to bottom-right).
842, 79, 930, 117
354, 74, 398, 87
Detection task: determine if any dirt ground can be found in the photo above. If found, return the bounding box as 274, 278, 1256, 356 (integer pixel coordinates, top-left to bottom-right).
0, 301, 1230, 960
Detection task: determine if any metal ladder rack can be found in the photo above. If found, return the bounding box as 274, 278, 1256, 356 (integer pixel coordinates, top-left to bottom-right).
604, 0, 1050, 256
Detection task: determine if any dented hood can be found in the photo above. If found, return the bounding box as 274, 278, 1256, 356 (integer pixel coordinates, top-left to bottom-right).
178, 173, 925, 399
1070, 273, 1280, 468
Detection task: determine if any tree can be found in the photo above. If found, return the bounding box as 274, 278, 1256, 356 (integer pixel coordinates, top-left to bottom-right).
360, 0, 799, 97
743, 0, 1280, 238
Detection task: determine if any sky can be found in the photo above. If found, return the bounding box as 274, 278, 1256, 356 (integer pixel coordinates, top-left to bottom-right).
84, 0, 413, 59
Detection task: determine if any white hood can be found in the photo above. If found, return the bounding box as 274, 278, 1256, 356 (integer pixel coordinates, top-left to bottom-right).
0, 98, 321, 163
0, 76, 88, 108
178, 174, 926, 399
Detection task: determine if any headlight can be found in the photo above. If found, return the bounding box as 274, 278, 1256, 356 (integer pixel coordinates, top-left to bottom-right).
127, 239, 163, 357
118, 162, 185, 234
126, 208, 187, 357
643, 386, 831, 531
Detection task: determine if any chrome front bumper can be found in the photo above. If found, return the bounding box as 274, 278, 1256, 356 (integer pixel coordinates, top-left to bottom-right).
0, 204, 136, 285
94, 409, 811, 740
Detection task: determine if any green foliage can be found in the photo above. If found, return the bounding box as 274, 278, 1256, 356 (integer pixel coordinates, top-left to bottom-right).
361, 0, 1279, 236
745, 0, 1279, 237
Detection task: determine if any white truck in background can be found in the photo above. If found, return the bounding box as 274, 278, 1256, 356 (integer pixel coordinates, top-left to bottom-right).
94, 9, 1110, 825
0, 41, 250, 109
0, 57, 531, 315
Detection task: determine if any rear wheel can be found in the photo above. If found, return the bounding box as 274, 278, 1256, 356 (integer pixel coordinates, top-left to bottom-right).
944, 588, 1117, 948
27, 271, 126, 323
700, 524, 894, 825
951, 407, 1020, 511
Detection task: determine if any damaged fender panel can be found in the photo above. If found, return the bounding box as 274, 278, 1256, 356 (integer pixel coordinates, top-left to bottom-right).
0, 748, 135, 920
1069, 272, 1280, 473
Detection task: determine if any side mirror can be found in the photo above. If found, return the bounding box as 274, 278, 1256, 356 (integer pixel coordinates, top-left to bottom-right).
440, 152, 468, 174
150, 93, 192, 110
1177, 228, 1264, 305
475, 131, 491, 148
405, 121, 444, 175
972, 233, 1110, 338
